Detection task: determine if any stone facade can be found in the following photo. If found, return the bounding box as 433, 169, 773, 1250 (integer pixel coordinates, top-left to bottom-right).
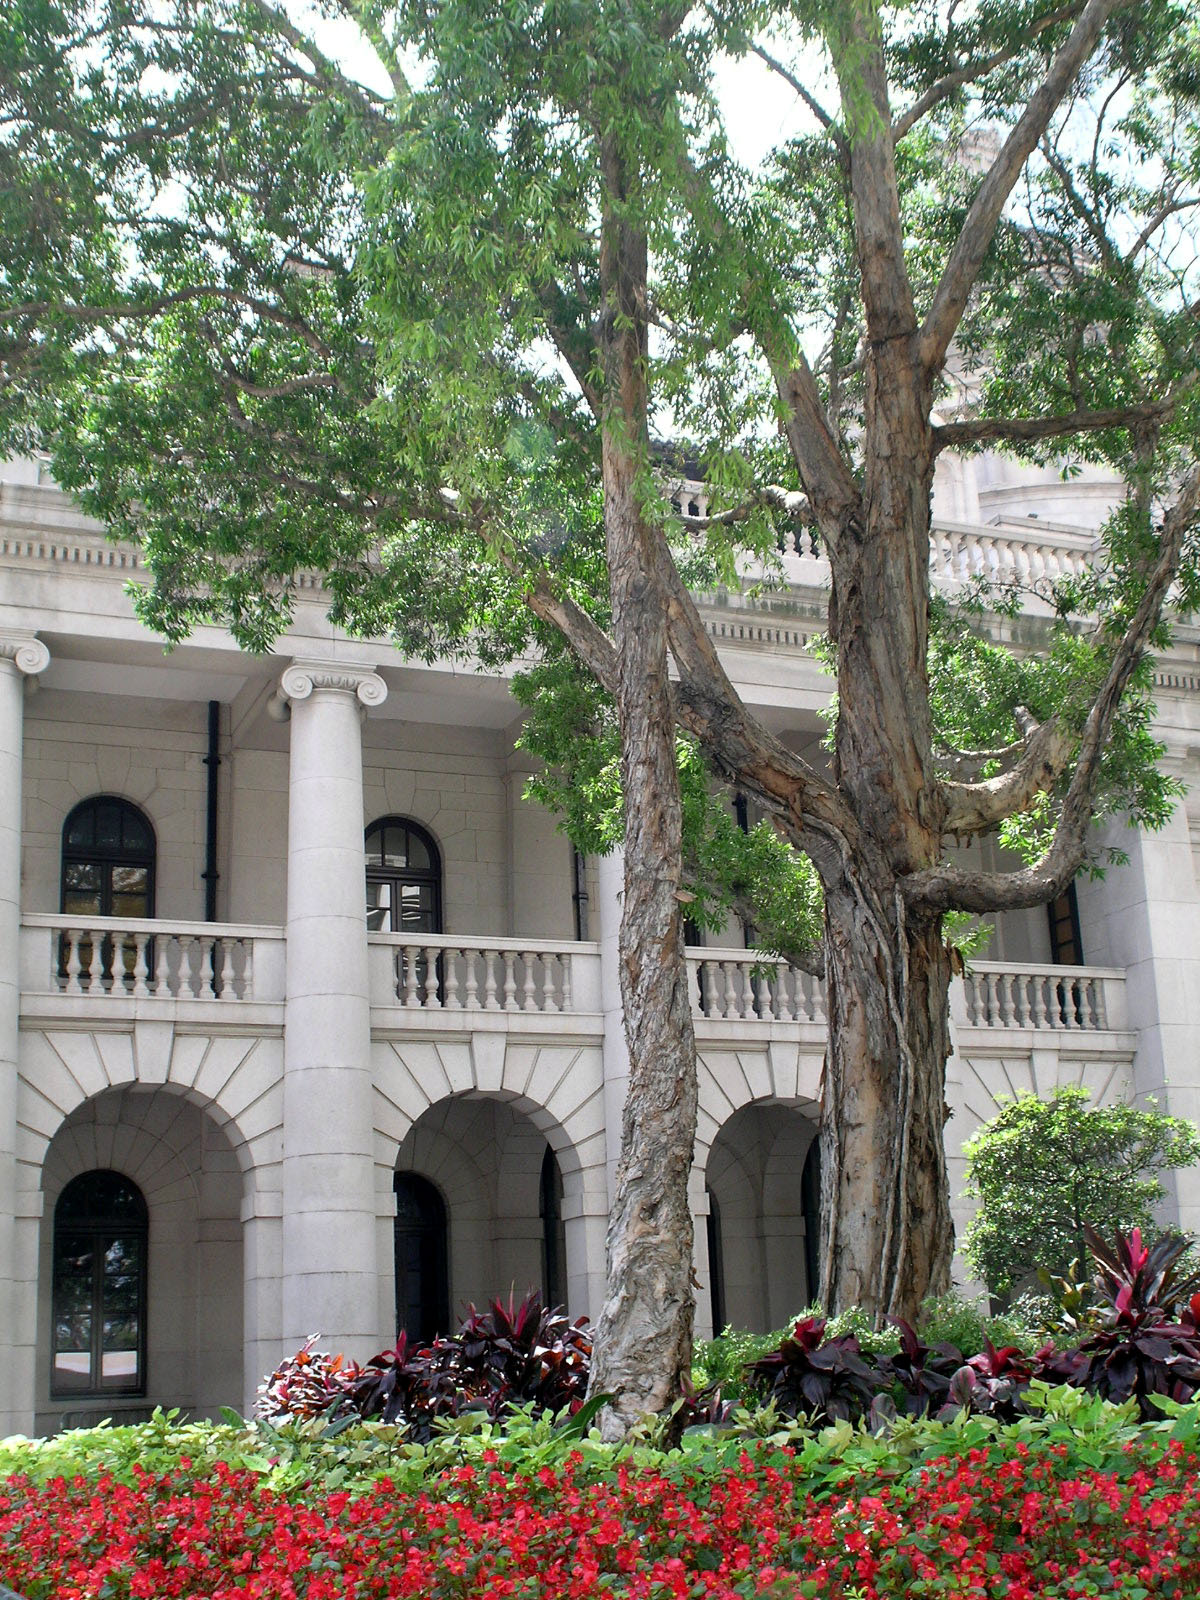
2, 449, 1199, 1437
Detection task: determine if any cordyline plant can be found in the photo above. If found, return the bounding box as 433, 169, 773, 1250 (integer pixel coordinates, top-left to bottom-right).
258, 1292, 592, 1438
6, 0, 1200, 1429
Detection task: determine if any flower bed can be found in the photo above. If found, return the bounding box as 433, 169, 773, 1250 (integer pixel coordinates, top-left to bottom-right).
4, 1398, 1200, 1598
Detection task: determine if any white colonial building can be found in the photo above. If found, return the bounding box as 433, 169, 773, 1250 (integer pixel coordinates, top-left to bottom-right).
3, 449, 1200, 1437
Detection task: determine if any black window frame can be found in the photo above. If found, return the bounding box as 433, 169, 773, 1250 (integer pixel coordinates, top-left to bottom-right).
51, 1169, 149, 1400
365, 816, 443, 935
60, 796, 157, 920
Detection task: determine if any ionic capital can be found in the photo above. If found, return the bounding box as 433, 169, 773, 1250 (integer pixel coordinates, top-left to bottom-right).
0, 633, 50, 678
276, 659, 387, 714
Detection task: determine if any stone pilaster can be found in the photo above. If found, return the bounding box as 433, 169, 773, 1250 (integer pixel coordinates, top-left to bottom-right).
279, 661, 386, 1356
0, 633, 49, 1435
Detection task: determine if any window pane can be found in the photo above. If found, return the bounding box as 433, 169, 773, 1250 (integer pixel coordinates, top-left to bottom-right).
63, 862, 102, 917
53, 1236, 95, 1390
381, 826, 409, 868
94, 803, 122, 851
406, 831, 431, 871
110, 867, 150, 919
120, 812, 153, 854
399, 884, 436, 931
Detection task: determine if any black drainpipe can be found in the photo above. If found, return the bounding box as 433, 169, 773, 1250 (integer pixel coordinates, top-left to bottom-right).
202, 700, 221, 922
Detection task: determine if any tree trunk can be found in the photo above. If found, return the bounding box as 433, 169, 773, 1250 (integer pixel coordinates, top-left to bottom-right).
586, 140, 699, 1434
819, 873, 953, 1319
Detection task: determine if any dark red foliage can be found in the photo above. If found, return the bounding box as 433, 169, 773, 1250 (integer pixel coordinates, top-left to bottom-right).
261, 1292, 591, 1436
748, 1315, 881, 1423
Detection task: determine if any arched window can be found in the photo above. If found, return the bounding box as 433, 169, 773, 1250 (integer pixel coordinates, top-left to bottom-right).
539, 1147, 566, 1310
365, 818, 442, 934
393, 1173, 449, 1345
52, 1170, 148, 1397
61, 796, 156, 920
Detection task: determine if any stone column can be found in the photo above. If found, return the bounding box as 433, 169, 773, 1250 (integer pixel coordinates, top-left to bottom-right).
279, 661, 386, 1356
0, 633, 49, 1435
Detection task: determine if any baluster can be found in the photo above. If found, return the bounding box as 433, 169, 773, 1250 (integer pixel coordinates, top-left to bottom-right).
522, 953, 538, 1012
132, 933, 151, 998
86, 927, 104, 991
442, 948, 460, 1009
403, 946, 421, 1007
463, 948, 479, 1010
561, 953, 573, 1012
503, 950, 518, 1011
242, 940, 254, 1000
422, 946, 440, 1008
812, 974, 828, 1024
720, 961, 737, 1019
483, 950, 499, 1010
200, 939, 218, 999
65, 928, 83, 993
154, 934, 172, 996
219, 938, 236, 999
698, 962, 715, 1017
963, 974, 978, 1025
980, 971, 996, 1025
542, 954, 559, 1013
1030, 971, 1048, 1028
999, 972, 1016, 1026
1010, 974, 1028, 1027
1065, 975, 1082, 1029
1089, 977, 1105, 1029
777, 967, 795, 1023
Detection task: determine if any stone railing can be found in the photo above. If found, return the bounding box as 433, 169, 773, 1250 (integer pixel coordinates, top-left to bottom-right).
959, 961, 1126, 1032
689, 949, 824, 1024
928, 519, 1096, 587
368, 934, 596, 1014
669, 477, 1099, 593
21, 914, 284, 1002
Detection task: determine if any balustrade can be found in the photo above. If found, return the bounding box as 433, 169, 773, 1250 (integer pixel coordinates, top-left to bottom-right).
371, 935, 575, 1014
689, 951, 824, 1024
27, 915, 260, 1000
961, 962, 1118, 1031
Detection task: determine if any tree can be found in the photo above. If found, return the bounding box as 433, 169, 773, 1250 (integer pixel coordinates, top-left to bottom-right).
3, 0, 1200, 1430
963, 1088, 1200, 1297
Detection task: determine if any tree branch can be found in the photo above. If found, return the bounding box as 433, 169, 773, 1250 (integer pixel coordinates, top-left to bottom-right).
891, 2, 1086, 141
749, 41, 845, 149
905, 461, 1200, 912
919, 0, 1131, 377
933, 377, 1197, 450
940, 716, 1074, 835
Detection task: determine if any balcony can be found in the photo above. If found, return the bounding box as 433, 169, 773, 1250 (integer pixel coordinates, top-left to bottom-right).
21, 916, 1130, 1048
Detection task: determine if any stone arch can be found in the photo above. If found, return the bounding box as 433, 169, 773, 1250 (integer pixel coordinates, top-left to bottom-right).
35, 1083, 245, 1432
701, 1100, 820, 1337
371, 1035, 608, 1328
16, 1023, 283, 1203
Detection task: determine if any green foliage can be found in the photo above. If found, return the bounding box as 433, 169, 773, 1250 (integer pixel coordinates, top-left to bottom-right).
963, 1088, 1200, 1296
9, 1388, 1200, 1516
515, 652, 825, 964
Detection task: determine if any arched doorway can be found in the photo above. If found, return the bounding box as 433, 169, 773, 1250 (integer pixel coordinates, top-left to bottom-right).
38, 1087, 244, 1431
392, 1095, 577, 1334
705, 1102, 819, 1333
393, 1173, 449, 1344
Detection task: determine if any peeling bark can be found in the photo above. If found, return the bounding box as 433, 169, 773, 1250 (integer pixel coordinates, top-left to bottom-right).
585, 140, 698, 1434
